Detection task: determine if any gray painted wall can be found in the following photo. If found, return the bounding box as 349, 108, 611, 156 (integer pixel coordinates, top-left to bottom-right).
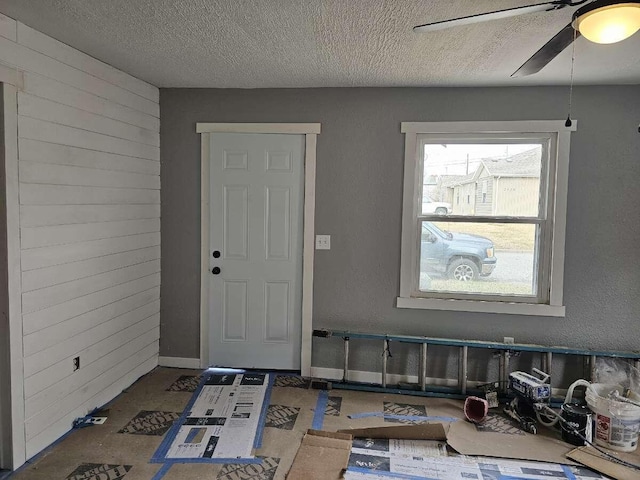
160, 86, 640, 383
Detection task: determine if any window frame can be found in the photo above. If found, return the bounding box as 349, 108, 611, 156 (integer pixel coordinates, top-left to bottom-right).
416, 132, 552, 305
397, 121, 575, 317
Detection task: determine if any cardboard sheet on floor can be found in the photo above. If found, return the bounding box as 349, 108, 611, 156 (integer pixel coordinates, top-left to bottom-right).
343, 456, 610, 480
336, 424, 607, 480
340, 422, 575, 464
567, 446, 640, 480
446, 415, 577, 465
286, 430, 352, 480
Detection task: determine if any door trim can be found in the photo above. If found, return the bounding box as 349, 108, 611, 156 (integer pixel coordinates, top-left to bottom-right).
197, 123, 321, 135
198, 123, 321, 377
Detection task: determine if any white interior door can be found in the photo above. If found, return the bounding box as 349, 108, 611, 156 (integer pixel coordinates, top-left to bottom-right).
208, 132, 304, 370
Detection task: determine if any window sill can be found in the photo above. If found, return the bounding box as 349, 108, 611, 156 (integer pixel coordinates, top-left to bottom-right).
396, 297, 565, 317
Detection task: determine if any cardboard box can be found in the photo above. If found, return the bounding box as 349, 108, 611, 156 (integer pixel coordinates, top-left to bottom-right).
335, 423, 597, 480
286, 430, 353, 480
290, 422, 631, 479
567, 446, 640, 480
445, 417, 576, 464
340, 421, 575, 465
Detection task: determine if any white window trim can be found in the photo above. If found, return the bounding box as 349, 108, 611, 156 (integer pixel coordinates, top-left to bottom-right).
398, 120, 576, 317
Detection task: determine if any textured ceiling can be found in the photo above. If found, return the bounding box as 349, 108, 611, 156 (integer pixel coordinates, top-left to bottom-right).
1, 0, 639, 88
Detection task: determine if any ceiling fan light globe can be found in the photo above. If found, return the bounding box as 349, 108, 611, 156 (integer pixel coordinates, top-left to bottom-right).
575, 3, 640, 44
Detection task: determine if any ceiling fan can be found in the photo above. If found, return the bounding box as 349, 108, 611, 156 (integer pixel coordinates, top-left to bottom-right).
413, 0, 640, 76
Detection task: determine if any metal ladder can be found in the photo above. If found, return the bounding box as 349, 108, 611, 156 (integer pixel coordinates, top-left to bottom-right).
313, 329, 640, 399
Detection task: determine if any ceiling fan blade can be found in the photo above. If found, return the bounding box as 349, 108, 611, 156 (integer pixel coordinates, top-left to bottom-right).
511, 22, 580, 77
413, 1, 566, 33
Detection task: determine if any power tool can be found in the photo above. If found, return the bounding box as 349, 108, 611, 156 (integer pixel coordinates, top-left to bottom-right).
503, 368, 556, 434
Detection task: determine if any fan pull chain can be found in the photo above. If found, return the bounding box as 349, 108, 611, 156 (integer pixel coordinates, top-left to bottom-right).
565, 26, 577, 127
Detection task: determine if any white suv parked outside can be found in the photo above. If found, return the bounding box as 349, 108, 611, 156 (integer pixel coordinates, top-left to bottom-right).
422, 198, 452, 215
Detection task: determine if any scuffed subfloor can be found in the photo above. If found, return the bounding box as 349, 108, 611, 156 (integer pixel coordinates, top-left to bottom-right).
11, 367, 464, 479
8, 367, 610, 480
11, 367, 344, 479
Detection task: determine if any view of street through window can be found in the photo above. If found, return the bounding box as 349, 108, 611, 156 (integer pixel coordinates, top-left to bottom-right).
419, 143, 542, 297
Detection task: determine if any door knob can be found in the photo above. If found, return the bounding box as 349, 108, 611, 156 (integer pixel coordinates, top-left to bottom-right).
212, 250, 221, 258
211, 267, 221, 275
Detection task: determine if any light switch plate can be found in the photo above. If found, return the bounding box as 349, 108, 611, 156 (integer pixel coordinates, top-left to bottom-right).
315, 235, 331, 250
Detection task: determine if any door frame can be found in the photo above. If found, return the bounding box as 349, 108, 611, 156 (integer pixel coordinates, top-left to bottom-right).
197, 123, 321, 376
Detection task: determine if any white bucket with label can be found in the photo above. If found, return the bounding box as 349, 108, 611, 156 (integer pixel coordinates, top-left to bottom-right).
585, 383, 640, 452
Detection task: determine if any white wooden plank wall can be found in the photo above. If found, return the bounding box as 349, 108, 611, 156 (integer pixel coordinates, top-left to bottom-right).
0, 13, 160, 460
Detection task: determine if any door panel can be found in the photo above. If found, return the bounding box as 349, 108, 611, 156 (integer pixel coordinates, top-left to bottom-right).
223, 186, 248, 259
209, 132, 304, 369
266, 187, 290, 260
224, 150, 248, 170
264, 282, 289, 342
266, 152, 292, 171
222, 281, 247, 341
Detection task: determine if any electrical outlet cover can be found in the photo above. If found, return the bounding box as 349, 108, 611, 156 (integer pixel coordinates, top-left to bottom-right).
315, 235, 331, 250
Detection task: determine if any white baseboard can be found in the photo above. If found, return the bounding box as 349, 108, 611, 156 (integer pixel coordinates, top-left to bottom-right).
309, 366, 473, 388
158, 356, 202, 369
309, 366, 569, 397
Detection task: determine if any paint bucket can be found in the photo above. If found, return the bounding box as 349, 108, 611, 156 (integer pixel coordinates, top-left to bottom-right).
561, 379, 592, 446
561, 403, 592, 446
586, 383, 640, 452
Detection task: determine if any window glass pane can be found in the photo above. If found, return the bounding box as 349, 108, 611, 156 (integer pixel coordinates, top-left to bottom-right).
419, 221, 537, 297
422, 143, 542, 217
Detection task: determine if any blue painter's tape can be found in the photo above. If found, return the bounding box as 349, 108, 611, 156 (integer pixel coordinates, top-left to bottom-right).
151, 373, 208, 463
312, 390, 329, 430
5, 429, 75, 477
384, 414, 458, 422
347, 466, 434, 480
151, 463, 172, 480
7, 379, 144, 477
347, 412, 458, 422
253, 373, 275, 449
161, 457, 261, 465
562, 465, 577, 480
348, 412, 383, 419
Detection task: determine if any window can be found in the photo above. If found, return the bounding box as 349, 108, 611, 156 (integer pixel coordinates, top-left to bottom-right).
398, 121, 574, 316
